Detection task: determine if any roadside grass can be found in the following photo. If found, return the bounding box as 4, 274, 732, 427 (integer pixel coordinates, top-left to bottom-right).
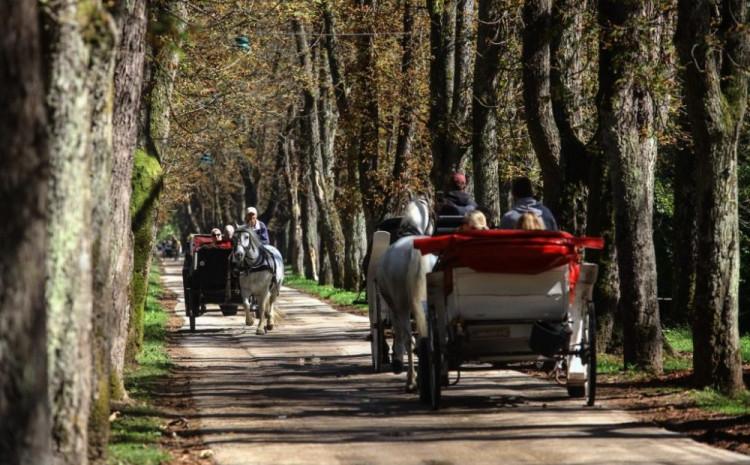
284, 271, 368, 313
694, 388, 750, 415
598, 326, 750, 415
109, 262, 171, 465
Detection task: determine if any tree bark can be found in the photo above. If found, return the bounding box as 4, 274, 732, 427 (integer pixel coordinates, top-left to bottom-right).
428, 0, 475, 191
109, 0, 147, 402
598, 0, 663, 373
472, 0, 504, 225
392, 0, 417, 183
127, 0, 185, 362
676, 0, 748, 393
0, 2, 50, 463
522, 0, 590, 232
281, 121, 305, 275
42, 0, 98, 461
293, 19, 346, 288
522, 0, 562, 210
85, 6, 118, 463
671, 112, 696, 327
586, 143, 621, 351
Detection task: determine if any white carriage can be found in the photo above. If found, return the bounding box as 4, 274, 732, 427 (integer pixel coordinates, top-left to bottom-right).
413, 230, 603, 409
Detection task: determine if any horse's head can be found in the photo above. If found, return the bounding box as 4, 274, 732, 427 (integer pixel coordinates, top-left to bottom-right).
399, 194, 434, 237
232, 227, 262, 268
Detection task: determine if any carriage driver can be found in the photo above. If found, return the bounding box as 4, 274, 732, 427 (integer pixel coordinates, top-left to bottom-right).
244, 207, 270, 245
436, 172, 478, 216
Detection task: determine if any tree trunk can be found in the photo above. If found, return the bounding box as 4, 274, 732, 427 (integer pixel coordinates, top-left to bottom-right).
127, 0, 185, 362
472, 0, 504, 225
85, 6, 118, 463
293, 19, 346, 288
677, 0, 748, 394
43, 0, 98, 461
671, 113, 696, 326
428, 0, 474, 191
110, 0, 147, 402
282, 129, 304, 275
0, 2, 50, 463
523, 0, 590, 231
598, 0, 662, 373
522, 0, 562, 210
301, 170, 320, 282
586, 144, 621, 351
392, 0, 417, 183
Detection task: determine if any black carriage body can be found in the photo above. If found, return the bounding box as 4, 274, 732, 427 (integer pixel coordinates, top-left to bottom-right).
184, 247, 243, 304
182, 236, 243, 330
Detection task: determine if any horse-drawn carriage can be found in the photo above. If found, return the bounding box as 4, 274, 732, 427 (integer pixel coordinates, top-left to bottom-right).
182, 234, 242, 331
367, 204, 603, 409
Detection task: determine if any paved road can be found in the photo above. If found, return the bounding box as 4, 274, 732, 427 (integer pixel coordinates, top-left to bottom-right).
163, 260, 750, 465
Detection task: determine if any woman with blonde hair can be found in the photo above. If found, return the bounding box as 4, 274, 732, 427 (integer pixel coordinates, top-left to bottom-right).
516, 212, 545, 230
458, 210, 489, 232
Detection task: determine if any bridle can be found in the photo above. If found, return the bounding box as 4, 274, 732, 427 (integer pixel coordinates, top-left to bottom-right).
232, 229, 270, 272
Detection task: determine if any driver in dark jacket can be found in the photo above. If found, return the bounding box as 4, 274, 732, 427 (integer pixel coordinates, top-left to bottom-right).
437, 172, 478, 216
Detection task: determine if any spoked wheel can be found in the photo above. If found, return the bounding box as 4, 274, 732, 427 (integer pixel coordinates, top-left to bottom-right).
585, 304, 597, 406
188, 290, 198, 332
428, 315, 442, 410
370, 296, 388, 372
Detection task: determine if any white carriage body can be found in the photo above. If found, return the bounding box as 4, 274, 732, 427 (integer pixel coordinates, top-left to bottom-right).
426, 263, 598, 384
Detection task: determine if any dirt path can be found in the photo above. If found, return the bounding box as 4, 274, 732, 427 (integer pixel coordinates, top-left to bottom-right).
162, 260, 750, 465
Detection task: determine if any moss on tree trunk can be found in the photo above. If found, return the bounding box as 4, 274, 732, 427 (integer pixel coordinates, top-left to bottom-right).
126, 149, 163, 363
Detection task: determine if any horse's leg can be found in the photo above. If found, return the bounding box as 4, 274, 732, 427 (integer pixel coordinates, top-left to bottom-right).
239, 277, 254, 326
256, 287, 270, 335
390, 303, 410, 377
266, 282, 277, 331
243, 296, 254, 326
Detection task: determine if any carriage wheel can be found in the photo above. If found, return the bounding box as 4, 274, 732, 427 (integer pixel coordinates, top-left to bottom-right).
586, 304, 597, 406
567, 304, 596, 404
188, 290, 199, 332
418, 337, 430, 403
428, 316, 442, 410
370, 295, 387, 372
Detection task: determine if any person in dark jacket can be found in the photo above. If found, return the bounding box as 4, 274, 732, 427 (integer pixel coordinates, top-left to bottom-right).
437, 172, 478, 216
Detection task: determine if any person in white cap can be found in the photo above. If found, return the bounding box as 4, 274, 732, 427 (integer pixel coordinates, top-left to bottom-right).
224, 224, 235, 240
244, 206, 269, 244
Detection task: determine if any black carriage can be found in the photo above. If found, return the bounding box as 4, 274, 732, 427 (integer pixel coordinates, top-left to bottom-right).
182, 234, 243, 331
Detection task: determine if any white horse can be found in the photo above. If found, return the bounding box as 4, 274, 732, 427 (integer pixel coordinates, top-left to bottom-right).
375, 197, 437, 392
231, 227, 284, 335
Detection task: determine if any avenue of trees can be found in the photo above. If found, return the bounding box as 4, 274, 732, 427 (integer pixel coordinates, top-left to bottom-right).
0, 0, 749, 464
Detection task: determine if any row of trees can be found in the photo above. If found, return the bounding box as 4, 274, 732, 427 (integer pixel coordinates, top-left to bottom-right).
1, 1, 186, 464
168, 0, 749, 394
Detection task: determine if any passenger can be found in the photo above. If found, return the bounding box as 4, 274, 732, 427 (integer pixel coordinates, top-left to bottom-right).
209, 228, 223, 246
244, 206, 270, 245
224, 224, 235, 240
500, 176, 558, 231
437, 172, 478, 216
516, 212, 545, 230
458, 210, 489, 232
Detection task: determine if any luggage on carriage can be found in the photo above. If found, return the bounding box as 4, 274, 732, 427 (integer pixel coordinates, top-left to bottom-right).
412, 230, 603, 409
182, 234, 243, 331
